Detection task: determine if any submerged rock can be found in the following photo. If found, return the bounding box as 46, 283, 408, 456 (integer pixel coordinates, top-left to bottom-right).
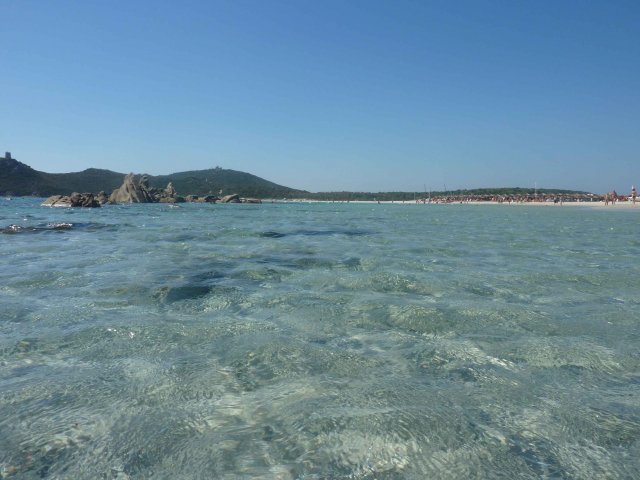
1, 224, 24, 233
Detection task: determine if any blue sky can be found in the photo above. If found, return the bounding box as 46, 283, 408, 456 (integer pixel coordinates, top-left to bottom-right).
1, 0, 638, 193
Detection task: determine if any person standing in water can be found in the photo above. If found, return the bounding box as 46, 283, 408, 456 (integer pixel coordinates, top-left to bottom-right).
632, 185, 637, 205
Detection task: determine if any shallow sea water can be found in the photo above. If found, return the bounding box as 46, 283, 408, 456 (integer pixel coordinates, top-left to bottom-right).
1, 198, 639, 479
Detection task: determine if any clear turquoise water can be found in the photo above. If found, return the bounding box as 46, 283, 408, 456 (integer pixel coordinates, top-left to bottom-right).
1, 198, 639, 479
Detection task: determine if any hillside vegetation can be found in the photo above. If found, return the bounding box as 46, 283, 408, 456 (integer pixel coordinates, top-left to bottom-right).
150, 167, 306, 198
0, 157, 306, 198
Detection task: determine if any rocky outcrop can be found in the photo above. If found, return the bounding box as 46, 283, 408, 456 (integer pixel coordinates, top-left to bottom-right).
153, 181, 184, 203
40, 173, 264, 207
108, 175, 195, 204
108, 173, 155, 203
41, 192, 101, 208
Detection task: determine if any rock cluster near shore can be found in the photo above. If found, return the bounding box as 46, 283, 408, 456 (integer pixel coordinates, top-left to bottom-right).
41, 192, 101, 208
42, 173, 262, 207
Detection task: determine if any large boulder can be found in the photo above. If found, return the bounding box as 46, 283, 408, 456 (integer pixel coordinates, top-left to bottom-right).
41, 195, 68, 207
96, 191, 109, 204
108, 173, 155, 203
164, 182, 176, 196
185, 195, 220, 203
42, 192, 100, 208
155, 181, 182, 202
220, 194, 241, 203
159, 196, 185, 203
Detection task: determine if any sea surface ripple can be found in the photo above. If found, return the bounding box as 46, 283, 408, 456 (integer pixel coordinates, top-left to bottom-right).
1, 198, 639, 479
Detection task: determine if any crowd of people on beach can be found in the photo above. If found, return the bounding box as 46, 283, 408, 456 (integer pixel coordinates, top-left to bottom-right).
285, 186, 638, 205
417, 194, 588, 204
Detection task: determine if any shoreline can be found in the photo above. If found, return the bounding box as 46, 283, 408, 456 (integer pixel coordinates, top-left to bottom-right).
5, 196, 639, 209
277, 199, 640, 208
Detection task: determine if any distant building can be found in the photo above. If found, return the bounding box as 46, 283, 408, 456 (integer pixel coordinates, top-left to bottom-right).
5, 152, 11, 160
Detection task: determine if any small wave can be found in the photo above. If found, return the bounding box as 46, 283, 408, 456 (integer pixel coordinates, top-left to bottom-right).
0, 221, 121, 234
47, 222, 74, 230
2, 222, 78, 234
1, 223, 75, 234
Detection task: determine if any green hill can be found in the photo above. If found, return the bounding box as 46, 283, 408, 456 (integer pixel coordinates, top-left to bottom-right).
150, 167, 305, 198
43, 168, 125, 195
0, 155, 307, 198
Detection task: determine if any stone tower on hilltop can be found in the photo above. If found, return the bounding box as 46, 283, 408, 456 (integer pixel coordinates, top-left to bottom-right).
5, 152, 11, 160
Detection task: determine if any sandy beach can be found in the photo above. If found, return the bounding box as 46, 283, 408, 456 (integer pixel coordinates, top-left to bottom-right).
282, 199, 640, 209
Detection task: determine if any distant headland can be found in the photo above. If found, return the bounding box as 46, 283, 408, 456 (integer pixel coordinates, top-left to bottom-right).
0, 151, 620, 204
